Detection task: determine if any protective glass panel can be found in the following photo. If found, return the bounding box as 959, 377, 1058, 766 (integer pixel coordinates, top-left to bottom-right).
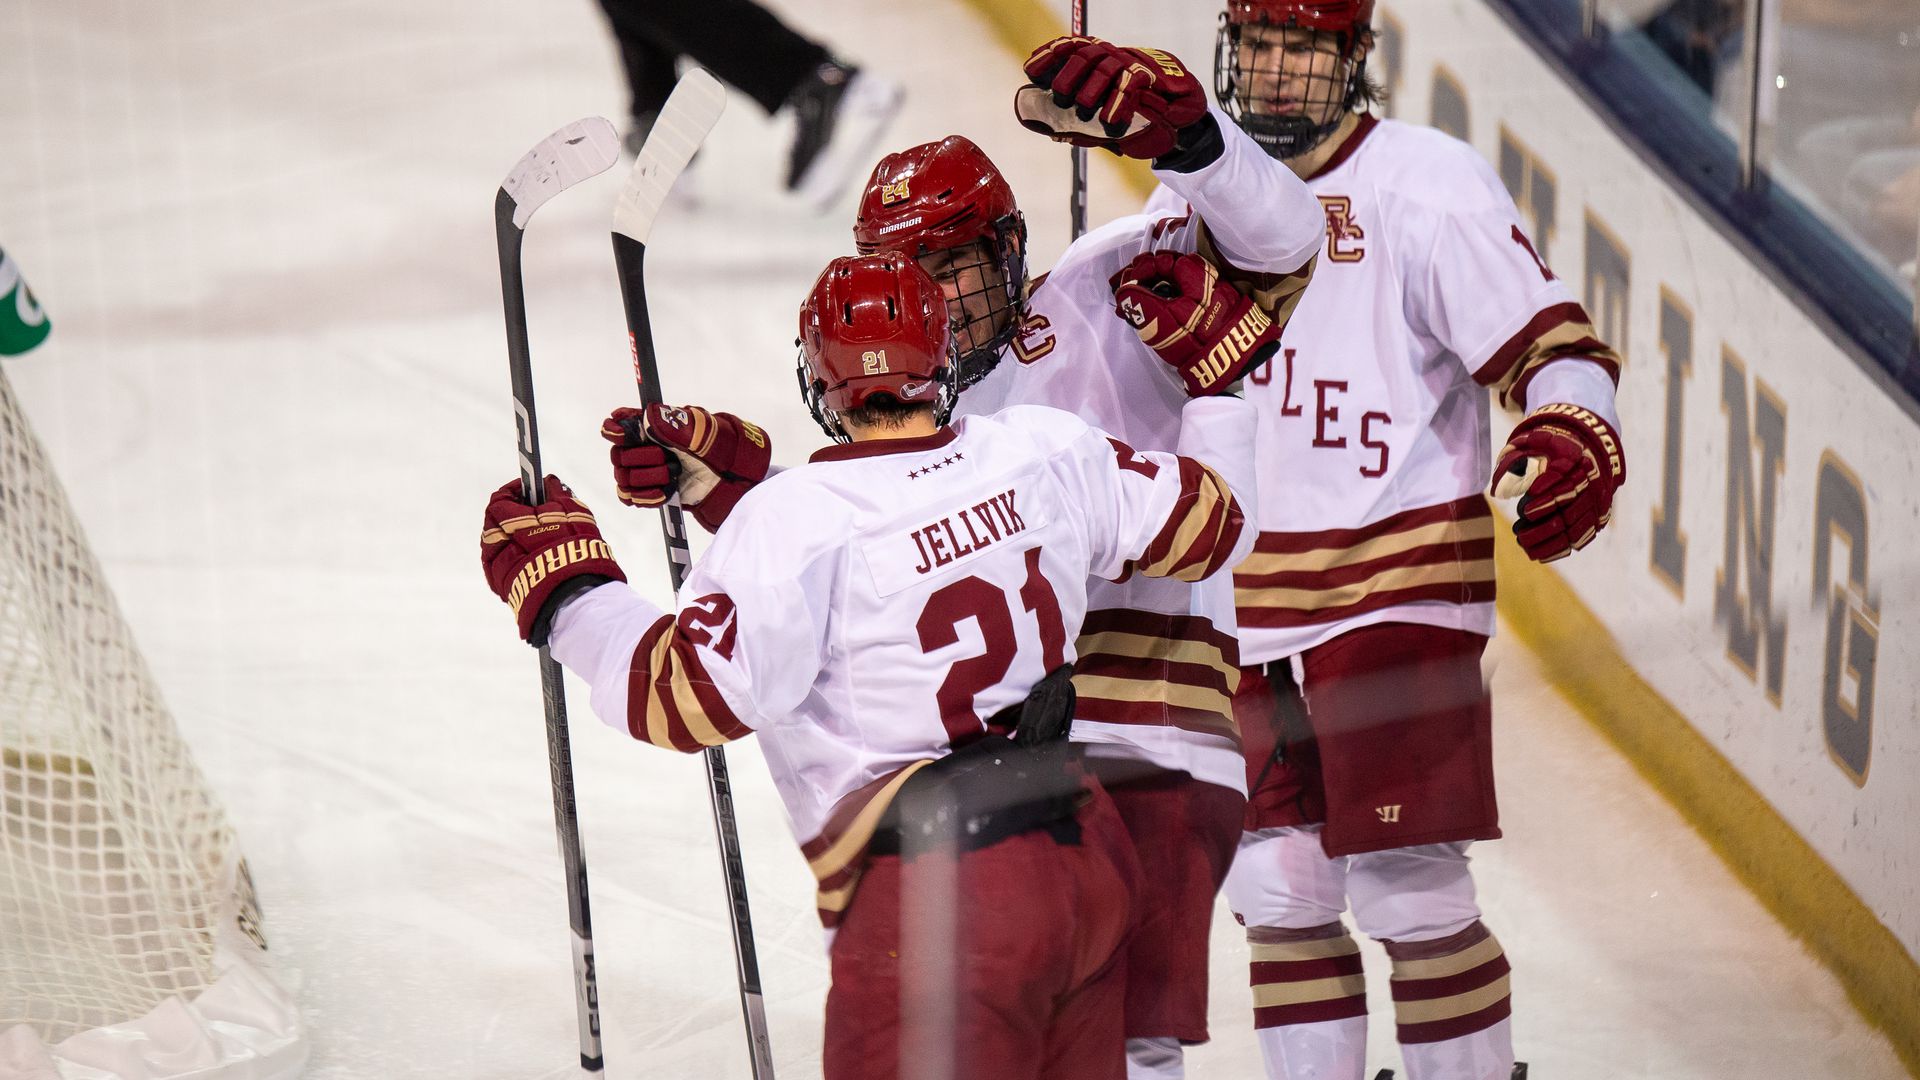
1760, 1, 1920, 290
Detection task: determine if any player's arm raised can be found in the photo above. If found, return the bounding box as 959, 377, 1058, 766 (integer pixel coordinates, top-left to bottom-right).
1015, 35, 1323, 279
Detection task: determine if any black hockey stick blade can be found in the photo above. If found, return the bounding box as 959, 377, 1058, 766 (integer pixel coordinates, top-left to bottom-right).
613, 68, 726, 246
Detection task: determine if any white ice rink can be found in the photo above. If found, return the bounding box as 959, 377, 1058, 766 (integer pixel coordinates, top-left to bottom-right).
0, 0, 1909, 1077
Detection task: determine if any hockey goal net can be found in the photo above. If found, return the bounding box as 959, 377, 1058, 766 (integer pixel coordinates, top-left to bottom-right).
0, 362, 303, 1077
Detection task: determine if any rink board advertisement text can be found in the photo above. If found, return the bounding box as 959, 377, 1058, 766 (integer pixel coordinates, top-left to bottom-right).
1026, 0, 1916, 960
1373, 0, 1918, 1054
1000, 0, 1917, 1056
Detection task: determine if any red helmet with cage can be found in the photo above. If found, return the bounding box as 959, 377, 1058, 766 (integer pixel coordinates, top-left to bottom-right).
796, 253, 956, 442
853, 137, 1027, 390
1216, 0, 1378, 159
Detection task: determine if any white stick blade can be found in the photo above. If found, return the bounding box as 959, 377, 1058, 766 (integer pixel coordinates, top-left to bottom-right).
613, 69, 727, 245
504, 117, 622, 229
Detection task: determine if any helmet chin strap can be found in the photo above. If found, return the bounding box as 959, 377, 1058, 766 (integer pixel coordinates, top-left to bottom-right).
1239, 110, 1348, 160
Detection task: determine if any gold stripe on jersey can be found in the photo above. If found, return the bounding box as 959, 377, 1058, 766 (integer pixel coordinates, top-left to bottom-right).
1235, 496, 1499, 631
1076, 629, 1240, 686
1475, 301, 1623, 411
1237, 559, 1496, 613
626, 615, 753, 753
1138, 458, 1244, 582
1236, 516, 1496, 578
1073, 675, 1232, 717
808, 759, 936, 916
1072, 609, 1240, 740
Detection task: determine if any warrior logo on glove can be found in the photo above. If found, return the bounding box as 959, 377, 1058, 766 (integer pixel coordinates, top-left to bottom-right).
1111, 250, 1282, 396
1490, 403, 1626, 563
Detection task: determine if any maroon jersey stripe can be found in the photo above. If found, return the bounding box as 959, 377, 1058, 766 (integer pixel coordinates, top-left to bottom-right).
1235, 537, 1497, 591
1236, 579, 1498, 629
1248, 496, 1491, 555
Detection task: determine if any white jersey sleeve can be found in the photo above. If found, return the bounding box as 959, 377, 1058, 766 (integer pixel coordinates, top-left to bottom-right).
1397, 139, 1622, 414
1153, 106, 1324, 276
547, 523, 832, 751
1041, 403, 1253, 587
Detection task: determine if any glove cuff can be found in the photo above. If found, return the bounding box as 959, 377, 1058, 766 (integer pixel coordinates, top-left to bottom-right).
528, 573, 617, 648
1152, 112, 1223, 173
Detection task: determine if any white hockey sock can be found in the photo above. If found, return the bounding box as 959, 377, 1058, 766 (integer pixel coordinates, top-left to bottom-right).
1384, 921, 1514, 1080
1249, 922, 1367, 1080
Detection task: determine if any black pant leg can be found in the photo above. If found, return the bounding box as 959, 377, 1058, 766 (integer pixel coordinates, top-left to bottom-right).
595, 0, 830, 115
609, 33, 680, 120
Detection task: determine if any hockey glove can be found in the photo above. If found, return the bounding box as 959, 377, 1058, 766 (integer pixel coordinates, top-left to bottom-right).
1490, 403, 1626, 563
1112, 250, 1281, 397
480, 476, 626, 646
1015, 37, 1208, 161
601, 403, 772, 533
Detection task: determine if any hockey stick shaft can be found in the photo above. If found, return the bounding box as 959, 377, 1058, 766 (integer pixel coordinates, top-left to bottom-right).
610, 71, 777, 1080
1070, 0, 1088, 240
494, 117, 621, 1074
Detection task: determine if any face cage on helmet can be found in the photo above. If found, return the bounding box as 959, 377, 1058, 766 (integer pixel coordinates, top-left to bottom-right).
1214, 16, 1365, 160
926, 216, 1027, 391
793, 347, 959, 444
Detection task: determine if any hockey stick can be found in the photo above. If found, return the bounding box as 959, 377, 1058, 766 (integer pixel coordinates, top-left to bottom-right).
494, 115, 623, 1075
608, 70, 779, 1080
1070, 0, 1088, 240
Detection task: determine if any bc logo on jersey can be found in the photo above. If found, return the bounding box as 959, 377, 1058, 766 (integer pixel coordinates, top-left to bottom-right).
1011, 313, 1056, 364
1318, 196, 1367, 263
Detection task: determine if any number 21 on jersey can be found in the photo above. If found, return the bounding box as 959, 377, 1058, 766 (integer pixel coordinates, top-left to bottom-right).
916, 548, 1066, 744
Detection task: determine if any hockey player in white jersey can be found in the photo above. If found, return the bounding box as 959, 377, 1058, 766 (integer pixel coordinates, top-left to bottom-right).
850, 34, 1326, 1080
477, 254, 1258, 1080
1141, 2, 1627, 1078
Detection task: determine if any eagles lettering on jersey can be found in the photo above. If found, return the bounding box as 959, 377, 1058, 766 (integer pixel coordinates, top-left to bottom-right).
953, 106, 1321, 793
547, 406, 1253, 926
1149, 115, 1622, 664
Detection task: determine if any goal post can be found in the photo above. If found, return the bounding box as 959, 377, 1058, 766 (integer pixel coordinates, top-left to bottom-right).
0, 360, 306, 1079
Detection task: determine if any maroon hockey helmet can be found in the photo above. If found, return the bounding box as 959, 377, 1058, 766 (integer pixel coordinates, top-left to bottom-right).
853, 137, 1027, 391
1217, 0, 1377, 159
1224, 0, 1375, 31
796, 253, 957, 442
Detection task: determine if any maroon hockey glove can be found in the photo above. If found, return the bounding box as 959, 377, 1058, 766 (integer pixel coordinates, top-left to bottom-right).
480, 476, 626, 646
601, 404, 772, 533
1490, 404, 1627, 563
1112, 250, 1281, 397
1017, 37, 1208, 160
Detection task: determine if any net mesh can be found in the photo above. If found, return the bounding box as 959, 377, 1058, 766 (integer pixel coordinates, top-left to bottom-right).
0, 361, 239, 1044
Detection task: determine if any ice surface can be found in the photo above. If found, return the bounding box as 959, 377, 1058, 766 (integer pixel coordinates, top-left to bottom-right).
0, 0, 1906, 1077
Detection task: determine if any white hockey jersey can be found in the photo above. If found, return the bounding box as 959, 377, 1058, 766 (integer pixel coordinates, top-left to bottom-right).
955, 105, 1323, 792
1147, 116, 1622, 664
547, 403, 1254, 926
